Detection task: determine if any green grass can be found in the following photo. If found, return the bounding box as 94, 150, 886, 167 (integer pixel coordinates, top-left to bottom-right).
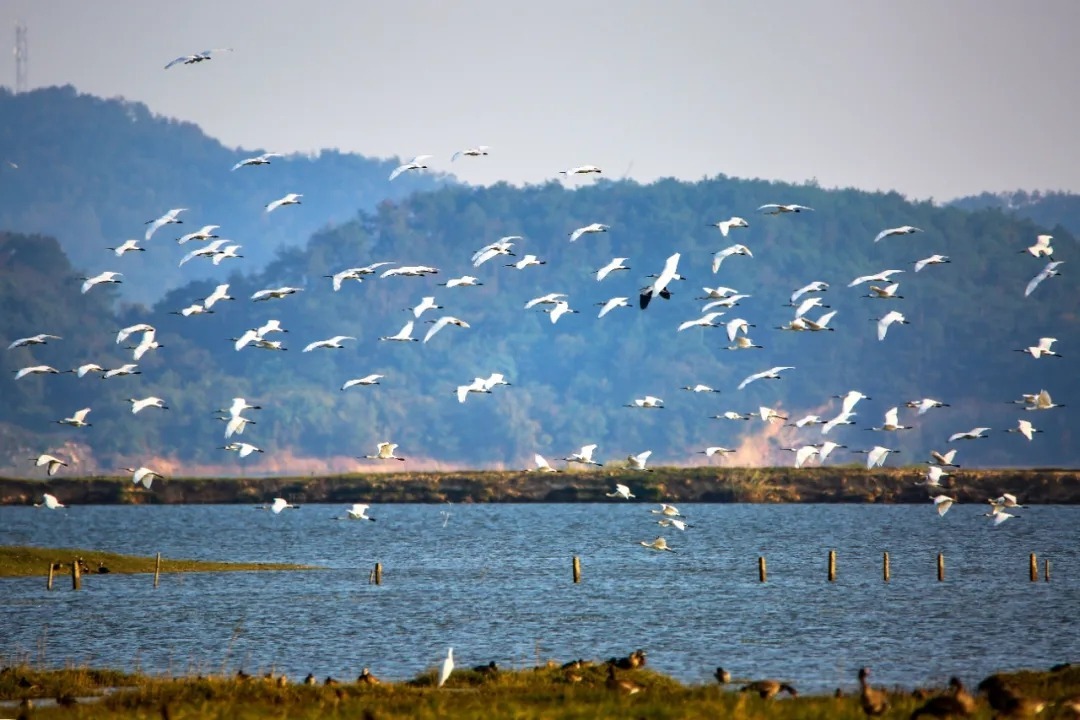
0, 546, 315, 577
3, 663, 1079, 719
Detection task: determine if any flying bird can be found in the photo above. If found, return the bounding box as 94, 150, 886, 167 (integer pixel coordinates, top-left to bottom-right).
451, 146, 490, 161
265, 193, 302, 213
380, 321, 419, 342
738, 366, 795, 390
848, 269, 904, 288
231, 152, 282, 171
712, 244, 752, 273
176, 225, 221, 244
342, 374, 383, 390
564, 444, 602, 467
948, 427, 991, 442
14, 365, 60, 380
529, 454, 559, 473
873, 225, 923, 242
569, 223, 609, 242
1025, 260, 1064, 297
164, 48, 232, 69
873, 310, 909, 341
7, 333, 60, 349
423, 316, 470, 343
251, 287, 302, 302
914, 254, 950, 272
1006, 419, 1042, 441
559, 165, 602, 177
708, 216, 749, 236
107, 239, 145, 256
346, 503, 376, 521
304, 335, 356, 352
1022, 234, 1054, 258
627, 451, 653, 471
1015, 337, 1061, 359
144, 208, 186, 240
34, 454, 67, 476
596, 257, 630, 281
640, 252, 680, 309
364, 442, 405, 461
56, 408, 92, 428
596, 297, 631, 318
758, 203, 814, 214
389, 155, 434, 181
81, 271, 123, 294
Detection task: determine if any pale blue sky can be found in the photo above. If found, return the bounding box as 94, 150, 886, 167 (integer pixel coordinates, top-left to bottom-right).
2, 1, 1078, 200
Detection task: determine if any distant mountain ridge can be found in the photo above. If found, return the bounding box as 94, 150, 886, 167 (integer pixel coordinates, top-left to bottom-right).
0, 85, 446, 304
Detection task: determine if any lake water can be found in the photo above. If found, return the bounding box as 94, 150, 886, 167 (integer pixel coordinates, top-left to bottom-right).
1, 503, 1077, 694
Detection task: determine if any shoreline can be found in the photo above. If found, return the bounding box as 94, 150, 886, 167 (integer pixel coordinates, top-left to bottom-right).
2, 466, 1079, 506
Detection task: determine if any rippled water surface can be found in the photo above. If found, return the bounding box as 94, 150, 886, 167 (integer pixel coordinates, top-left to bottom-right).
1, 503, 1077, 693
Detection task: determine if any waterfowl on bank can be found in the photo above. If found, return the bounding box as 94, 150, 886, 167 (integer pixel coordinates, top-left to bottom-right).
909, 677, 976, 718
357, 668, 380, 684
858, 667, 890, 716
740, 679, 798, 699
606, 665, 642, 694
715, 667, 731, 684
438, 648, 454, 688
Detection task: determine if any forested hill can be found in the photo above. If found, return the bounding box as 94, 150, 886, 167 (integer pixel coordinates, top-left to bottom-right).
0, 86, 443, 304
2, 173, 1077, 476
952, 189, 1080, 240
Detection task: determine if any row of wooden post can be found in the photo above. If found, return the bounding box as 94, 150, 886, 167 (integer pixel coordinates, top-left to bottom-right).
43, 551, 1053, 591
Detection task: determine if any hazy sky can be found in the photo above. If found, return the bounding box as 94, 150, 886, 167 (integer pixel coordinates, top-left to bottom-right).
2, 1, 1078, 200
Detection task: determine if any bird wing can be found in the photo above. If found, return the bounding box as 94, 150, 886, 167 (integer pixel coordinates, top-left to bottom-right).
424, 317, 449, 343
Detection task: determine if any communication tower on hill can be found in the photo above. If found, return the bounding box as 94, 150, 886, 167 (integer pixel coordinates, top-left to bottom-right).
14, 21, 27, 93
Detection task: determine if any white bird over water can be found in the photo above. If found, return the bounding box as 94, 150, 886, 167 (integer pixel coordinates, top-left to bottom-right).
914, 254, 950, 272
364, 442, 405, 461
1016, 337, 1061, 359
1025, 260, 1064, 297
34, 454, 67, 476
658, 518, 690, 531
569, 223, 609, 243
144, 208, 186, 241
8, 333, 60, 349
640, 536, 675, 552
438, 648, 455, 688
758, 203, 814, 214
738, 366, 795, 390
1022, 234, 1054, 258
266, 193, 302, 213
873, 225, 923, 243
163, 48, 232, 69
596, 257, 630, 281
389, 155, 434, 181
81, 271, 123, 294
948, 427, 991, 442
303, 335, 355, 352
874, 310, 909, 341
346, 503, 376, 521
708, 216, 749, 236
342, 375, 383, 390
712, 244, 752, 273
231, 152, 282, 171
932, 495, 956, 517
565, 444, 602, 467
269, 497, 297, 514
40, 492, 65, 509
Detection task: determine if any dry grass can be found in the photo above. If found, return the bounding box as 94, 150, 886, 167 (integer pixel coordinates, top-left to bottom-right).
0, 546, 314, 577
3, 662, 1079, 719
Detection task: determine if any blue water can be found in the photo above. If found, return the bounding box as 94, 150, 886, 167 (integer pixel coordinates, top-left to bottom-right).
1, 503, 1077, 693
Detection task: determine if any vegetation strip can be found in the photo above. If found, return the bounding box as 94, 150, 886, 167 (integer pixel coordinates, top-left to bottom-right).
0, 546, 313, 577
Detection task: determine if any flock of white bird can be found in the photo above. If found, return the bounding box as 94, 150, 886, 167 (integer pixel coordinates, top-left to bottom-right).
8, 49, 1067, 545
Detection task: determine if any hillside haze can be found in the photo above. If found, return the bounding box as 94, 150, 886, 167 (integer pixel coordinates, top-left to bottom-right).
0, 86, 444, 304
2, 152, 1078, 473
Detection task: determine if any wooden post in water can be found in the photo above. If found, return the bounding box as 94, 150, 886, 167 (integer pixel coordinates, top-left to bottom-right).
374, 562, 383, 586
572, 556, 581, 584
828, 550, 837, 582
47, 563, 55, 591
1029, 553, 1038, 582
71, 559, 81, 591
883, 552, 890, 583
936, 553, 945, 582
1044, 559, 1050, 583
758, 556, 767, 583
153, 552, 162, 588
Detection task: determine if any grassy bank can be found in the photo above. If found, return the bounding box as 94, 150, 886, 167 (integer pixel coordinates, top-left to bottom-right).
3, 466, 1080, 506
0, 546, 314, 577
2, 662, 1078, 719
